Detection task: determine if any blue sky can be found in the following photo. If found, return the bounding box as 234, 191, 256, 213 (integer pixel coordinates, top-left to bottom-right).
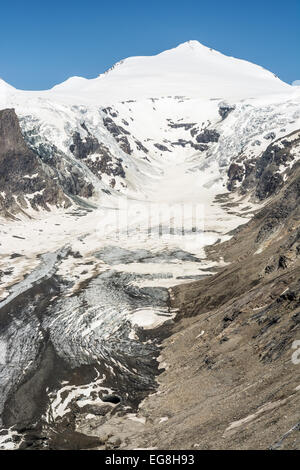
1, 0, 299, 90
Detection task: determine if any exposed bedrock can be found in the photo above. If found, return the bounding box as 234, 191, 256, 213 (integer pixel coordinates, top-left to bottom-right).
69, 128, 126, 181
0, 109, 70, 217
195, 128, 220, 144
227, 129, 300, 200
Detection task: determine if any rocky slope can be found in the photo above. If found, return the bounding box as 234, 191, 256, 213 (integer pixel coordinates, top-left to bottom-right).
0, 41, 299, 221
118, 138, 300, 450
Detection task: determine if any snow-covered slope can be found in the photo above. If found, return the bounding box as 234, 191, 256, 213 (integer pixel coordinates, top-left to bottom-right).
1, 40, 292, 105
0, 40, 300, 217
47, 40, 292, 103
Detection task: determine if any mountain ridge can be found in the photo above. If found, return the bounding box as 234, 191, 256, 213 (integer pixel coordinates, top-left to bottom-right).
0, 41, 292, 104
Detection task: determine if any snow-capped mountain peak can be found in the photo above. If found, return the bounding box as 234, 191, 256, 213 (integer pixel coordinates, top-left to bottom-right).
0, 41, 299, 220
14, 40, 291, 105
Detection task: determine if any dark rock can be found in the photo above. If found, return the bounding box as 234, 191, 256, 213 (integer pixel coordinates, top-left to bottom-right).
191, 143, 209, 151
80, 404, 112, 416
154, 143, 170, 152
48, 430, 100, 450
190, 127, 199, 138
69, 130, 125, 180
117, 136, 132, 155
264, 132, 276, 140
265, 265, 275, 274
168, 122, 196, 130
236, 129, 300, 200
218, 103, 235, 120
0, 108, 71, 216
227, 163, 244, 191
196, 129, 220, 144
103, 117, 129, 137
171, 140, 208, 152
69, 131, 100, 160
102, 107, 119, 118
223, 310, 241, 327
135, 140, 149, 153
102, 394, 121, 404
255, 171, 284, 200
278, 255, 288, 269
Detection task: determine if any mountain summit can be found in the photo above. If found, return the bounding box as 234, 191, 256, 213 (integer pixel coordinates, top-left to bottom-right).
2, 41, 289, 106
47, 40, 290, 103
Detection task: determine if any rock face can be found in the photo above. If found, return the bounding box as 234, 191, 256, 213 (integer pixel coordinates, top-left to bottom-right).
0, 109, 71, 218
69, 125, 126, 184
227, 129, 300, 200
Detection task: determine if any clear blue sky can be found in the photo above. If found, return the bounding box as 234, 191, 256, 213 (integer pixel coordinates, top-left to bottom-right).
1, 0, 299, 90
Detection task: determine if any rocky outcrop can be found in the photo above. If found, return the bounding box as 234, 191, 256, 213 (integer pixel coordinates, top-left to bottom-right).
171, 139, 208, 152
154, 143, 170, 152
103, 117, 129, 138
196, 128, 220, 144
70, 131, 100, 160
227, 129, 300, 200
117, 136, 132, 155
135, 140, 149, 154
69, 126, 126, 182
227, 163, 244, 191
102, 107, 118, 118
0, 109, 71, 218
103, 117, 133, 155
168, 122, 196, 130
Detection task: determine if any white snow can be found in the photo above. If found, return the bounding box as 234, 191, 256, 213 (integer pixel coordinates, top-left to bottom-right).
47, 373, 114, 420
3, 40, 291, 105
129, 308, 175, 330
159, 417, 169, 424
0, 41, 299, 211
0, 339, 7, 364
0, 428, 21, 450
1, 40, 300, 443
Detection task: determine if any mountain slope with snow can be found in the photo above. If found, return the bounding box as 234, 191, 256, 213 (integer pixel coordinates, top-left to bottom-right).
0, 40, 299, 218
3, 40, 292, 104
